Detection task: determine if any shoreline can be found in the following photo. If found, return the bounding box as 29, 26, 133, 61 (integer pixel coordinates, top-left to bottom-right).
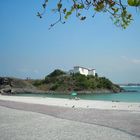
1, 88, 122, 95
0, 95, 140, 111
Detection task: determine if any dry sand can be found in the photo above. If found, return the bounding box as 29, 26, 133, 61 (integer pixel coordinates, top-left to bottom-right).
0, 95, 140, 111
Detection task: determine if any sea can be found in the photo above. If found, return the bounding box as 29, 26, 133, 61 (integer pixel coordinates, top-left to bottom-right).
14, 86, 140, 103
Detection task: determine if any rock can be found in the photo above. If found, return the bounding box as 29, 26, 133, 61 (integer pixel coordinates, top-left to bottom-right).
0, 77, 42, 94
0, 84, 12, 95
0, 77, 12, 94
0, 77, 11, 86
3, 88, 11, 93
0, 89, 11, 95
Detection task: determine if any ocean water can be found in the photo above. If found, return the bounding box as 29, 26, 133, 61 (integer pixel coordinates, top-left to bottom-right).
14, 86, 140, 102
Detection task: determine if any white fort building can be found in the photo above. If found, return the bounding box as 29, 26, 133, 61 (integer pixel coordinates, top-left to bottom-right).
69, 66, 96, 76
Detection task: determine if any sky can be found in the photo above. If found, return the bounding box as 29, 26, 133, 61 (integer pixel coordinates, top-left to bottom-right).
0, 0, 140, 83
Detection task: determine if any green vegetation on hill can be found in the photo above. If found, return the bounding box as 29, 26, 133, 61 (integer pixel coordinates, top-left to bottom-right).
33, 69, 122, 93
47, 69, 66, 78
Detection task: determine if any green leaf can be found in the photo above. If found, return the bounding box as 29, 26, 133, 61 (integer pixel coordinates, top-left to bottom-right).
63, 8, 67, 14
128, 0, 140, 6
80, 16, 86, 20
42, 3, 46, 9
77, 4, 84, 9
65, 11, 72, 19
57, 3, 62, 10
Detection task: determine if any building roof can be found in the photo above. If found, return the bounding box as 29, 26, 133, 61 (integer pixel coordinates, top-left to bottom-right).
74, 66, 95, 71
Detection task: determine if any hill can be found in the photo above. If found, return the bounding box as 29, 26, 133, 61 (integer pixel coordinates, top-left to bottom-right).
33, 69, 122, 94
0, 70, 122, 94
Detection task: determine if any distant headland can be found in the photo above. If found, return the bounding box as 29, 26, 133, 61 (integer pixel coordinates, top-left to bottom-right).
0, 68, 122, 95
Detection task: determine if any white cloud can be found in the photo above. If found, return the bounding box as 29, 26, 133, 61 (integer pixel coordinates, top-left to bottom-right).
121, 56, 140, 64
18, 68, 39, 73
131, 59, 140, 64
33, 69, 39, 74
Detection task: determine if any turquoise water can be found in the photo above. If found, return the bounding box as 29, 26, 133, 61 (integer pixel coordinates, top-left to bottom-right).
14, 86, 140, 102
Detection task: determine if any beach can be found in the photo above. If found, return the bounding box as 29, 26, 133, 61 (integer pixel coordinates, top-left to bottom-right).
0, 95, 140, 140
0, 95, 140, 111
0, 105, 139, 140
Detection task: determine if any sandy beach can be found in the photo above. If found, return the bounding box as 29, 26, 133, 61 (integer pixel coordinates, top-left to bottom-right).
0, 95, 140, 111
0, 95, 140, 139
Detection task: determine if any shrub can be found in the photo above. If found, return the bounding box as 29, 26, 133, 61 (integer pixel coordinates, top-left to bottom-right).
50, 83, 59, 90
46, 69, 66, 78
33, 80, 43, 86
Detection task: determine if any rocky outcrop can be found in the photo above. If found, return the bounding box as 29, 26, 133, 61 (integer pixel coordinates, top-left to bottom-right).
0, 78, 12, 94
0, 77, 44, 95
0, 85, 12, 94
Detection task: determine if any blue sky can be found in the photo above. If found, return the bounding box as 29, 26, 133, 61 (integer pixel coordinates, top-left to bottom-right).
0, 0, 140, 83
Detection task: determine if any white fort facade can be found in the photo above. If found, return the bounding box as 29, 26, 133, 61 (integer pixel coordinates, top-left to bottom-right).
69, 66, 96, 76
